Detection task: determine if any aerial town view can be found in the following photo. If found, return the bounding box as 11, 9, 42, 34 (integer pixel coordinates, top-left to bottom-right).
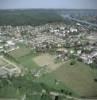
0, 0, 97, 100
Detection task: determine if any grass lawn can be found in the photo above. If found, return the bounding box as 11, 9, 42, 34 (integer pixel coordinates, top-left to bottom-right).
0, 85, 20, 99
8, 47, 32, 59
27, 94, 52, 100
18, 54, 39, 69
7, 47, 40, 70
34, 73, 78, 97
52, 61, 97, 97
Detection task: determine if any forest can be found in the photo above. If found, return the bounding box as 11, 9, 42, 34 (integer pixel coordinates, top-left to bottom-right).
0, 9, 64, 26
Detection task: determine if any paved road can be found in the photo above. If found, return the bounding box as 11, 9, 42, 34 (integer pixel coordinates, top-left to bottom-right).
1, 56, 21, 74
61, 14, 97, 27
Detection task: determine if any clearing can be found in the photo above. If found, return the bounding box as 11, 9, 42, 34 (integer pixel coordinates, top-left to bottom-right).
33, 53, 62, 71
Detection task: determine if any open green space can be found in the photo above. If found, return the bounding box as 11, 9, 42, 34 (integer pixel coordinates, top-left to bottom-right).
6, 47, 40, 70
0, 57, 8, 67
52, 61, 97, 97
8, 47, 32, 58
0, 74, 74, 100
0, 79, 20, 99
34, 73, 78, 96
0, 86, 19, 98
3, 48, 97, 98
18, 53, 39, 69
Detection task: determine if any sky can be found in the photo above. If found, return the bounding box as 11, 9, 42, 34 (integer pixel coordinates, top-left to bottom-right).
0, 0, 97, 9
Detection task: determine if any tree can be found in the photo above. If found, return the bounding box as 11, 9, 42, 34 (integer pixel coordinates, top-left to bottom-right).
94, 78, 97, 82
70, 60, 76, 65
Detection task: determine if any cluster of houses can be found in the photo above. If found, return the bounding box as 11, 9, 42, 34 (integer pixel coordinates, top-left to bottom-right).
0, 56, 21, 78
0, 32, 19, 53
80, 51, 97, 64
0, 22, 97, 66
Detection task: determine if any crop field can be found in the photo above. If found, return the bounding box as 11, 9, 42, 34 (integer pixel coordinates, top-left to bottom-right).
52, 61, 97, 97
33, 53, 62, 71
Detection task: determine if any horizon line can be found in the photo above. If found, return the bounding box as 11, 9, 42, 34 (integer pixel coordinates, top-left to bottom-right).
0, 8, 97, 10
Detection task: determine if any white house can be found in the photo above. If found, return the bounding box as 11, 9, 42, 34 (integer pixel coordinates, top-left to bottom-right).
80, 54, 93, 64
70, 28, 78, 32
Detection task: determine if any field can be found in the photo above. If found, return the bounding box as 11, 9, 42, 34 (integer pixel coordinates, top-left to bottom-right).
7, 47, 40, 69
8, 47, 32, 58
0, 57, 8, 67
33, 53, 62, 71
52, 61, 97, 97
5, 48, 97, 97
0, 86, 19, 99
8, 48, 63, 71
